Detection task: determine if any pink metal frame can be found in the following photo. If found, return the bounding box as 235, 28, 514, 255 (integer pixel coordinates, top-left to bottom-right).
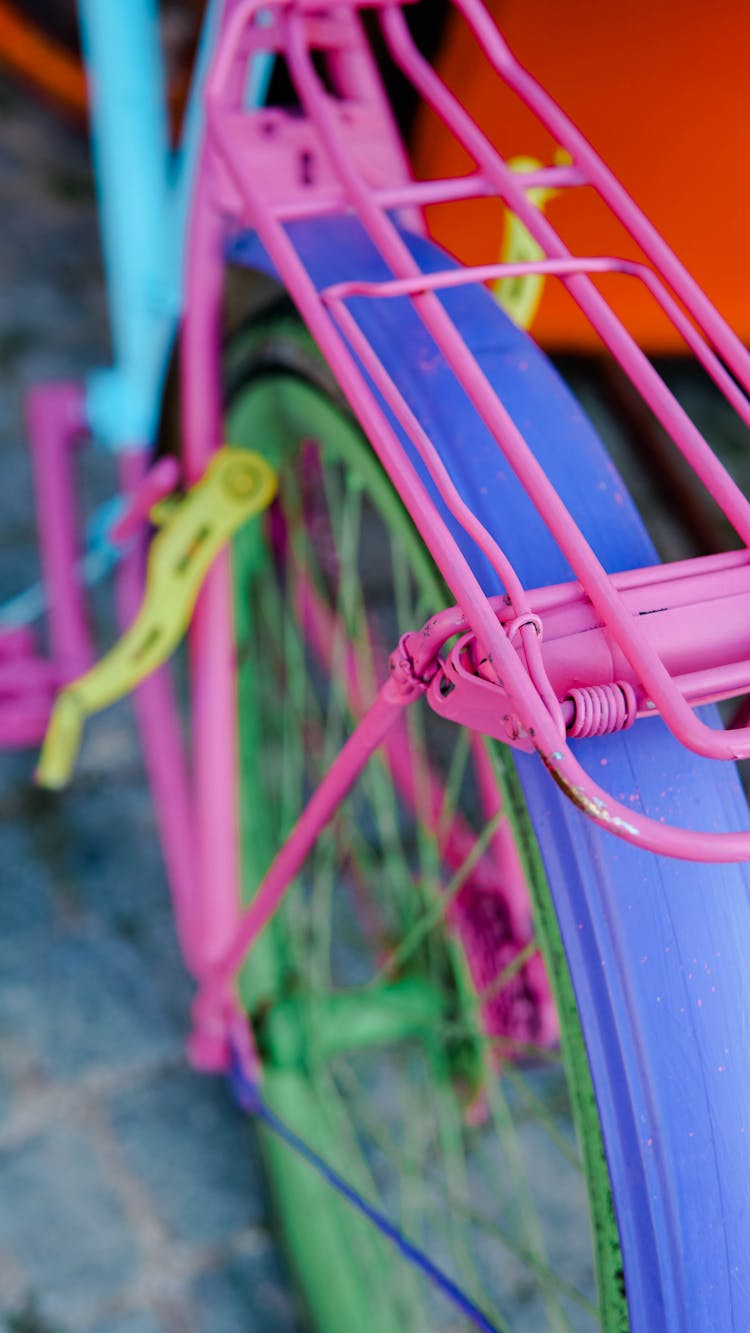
0, 384, 90, 749
10, 0, 750, 1064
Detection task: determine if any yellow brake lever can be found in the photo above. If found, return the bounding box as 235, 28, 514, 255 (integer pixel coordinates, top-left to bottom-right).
494, 150, 570, 331
37, 447, 277, 790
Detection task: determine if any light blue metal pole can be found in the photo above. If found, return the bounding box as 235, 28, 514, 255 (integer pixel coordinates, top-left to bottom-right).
77, 0, 172, 448
76, 1, 274, 452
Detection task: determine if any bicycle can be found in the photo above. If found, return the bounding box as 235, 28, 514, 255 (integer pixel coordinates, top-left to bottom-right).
4, 2, 750, 1330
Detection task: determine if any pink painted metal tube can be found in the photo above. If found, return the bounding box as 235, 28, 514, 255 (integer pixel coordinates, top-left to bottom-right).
323, 257, 750, 433
207, 29, 495, 597
207, 0, 417, 99
269, 169, 585, 225
452, 0, 750, 397
208, 124, 510, 646
110, 455, 180, 546
0, 626, 35, 661
288, 24, 543, 621
0, 706, 54, 748
115, 449, 202, 974
380, 8, 750, 541
182, 149, 244, 973
193, 676, 415, 1028
26, 382, 92, 679
0, 660, 59, 691
0, 630, 57, 748
293, 569, 484, 876
404, 549, 750, 717
324, 5, 421, 232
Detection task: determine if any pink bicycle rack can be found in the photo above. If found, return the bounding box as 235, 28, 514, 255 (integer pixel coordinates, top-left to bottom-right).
190, 0, 750, 874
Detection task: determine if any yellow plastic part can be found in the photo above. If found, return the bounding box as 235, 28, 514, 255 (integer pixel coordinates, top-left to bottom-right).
493, 151, 569, 331
37, 447, 277, 790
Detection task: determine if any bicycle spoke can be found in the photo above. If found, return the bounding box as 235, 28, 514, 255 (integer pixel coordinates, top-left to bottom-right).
500, 1064, 581, 1171
232, 373, 602, 1330
478, 937, 538, 1004
370, 812, 503, 985
480, 1076, 575, 1333
436, 725, 474, 848
332, 1053, 594, 1323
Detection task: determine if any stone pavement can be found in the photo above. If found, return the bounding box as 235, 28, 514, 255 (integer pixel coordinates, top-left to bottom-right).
0, 79, 301, 1333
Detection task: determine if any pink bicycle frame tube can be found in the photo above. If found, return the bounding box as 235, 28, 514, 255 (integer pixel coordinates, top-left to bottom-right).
26, 382, 92, 680
181, 148, 244, 974
115, 449, 201, 973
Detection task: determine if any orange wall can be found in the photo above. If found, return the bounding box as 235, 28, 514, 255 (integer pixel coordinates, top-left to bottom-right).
413, 1, 750, 351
